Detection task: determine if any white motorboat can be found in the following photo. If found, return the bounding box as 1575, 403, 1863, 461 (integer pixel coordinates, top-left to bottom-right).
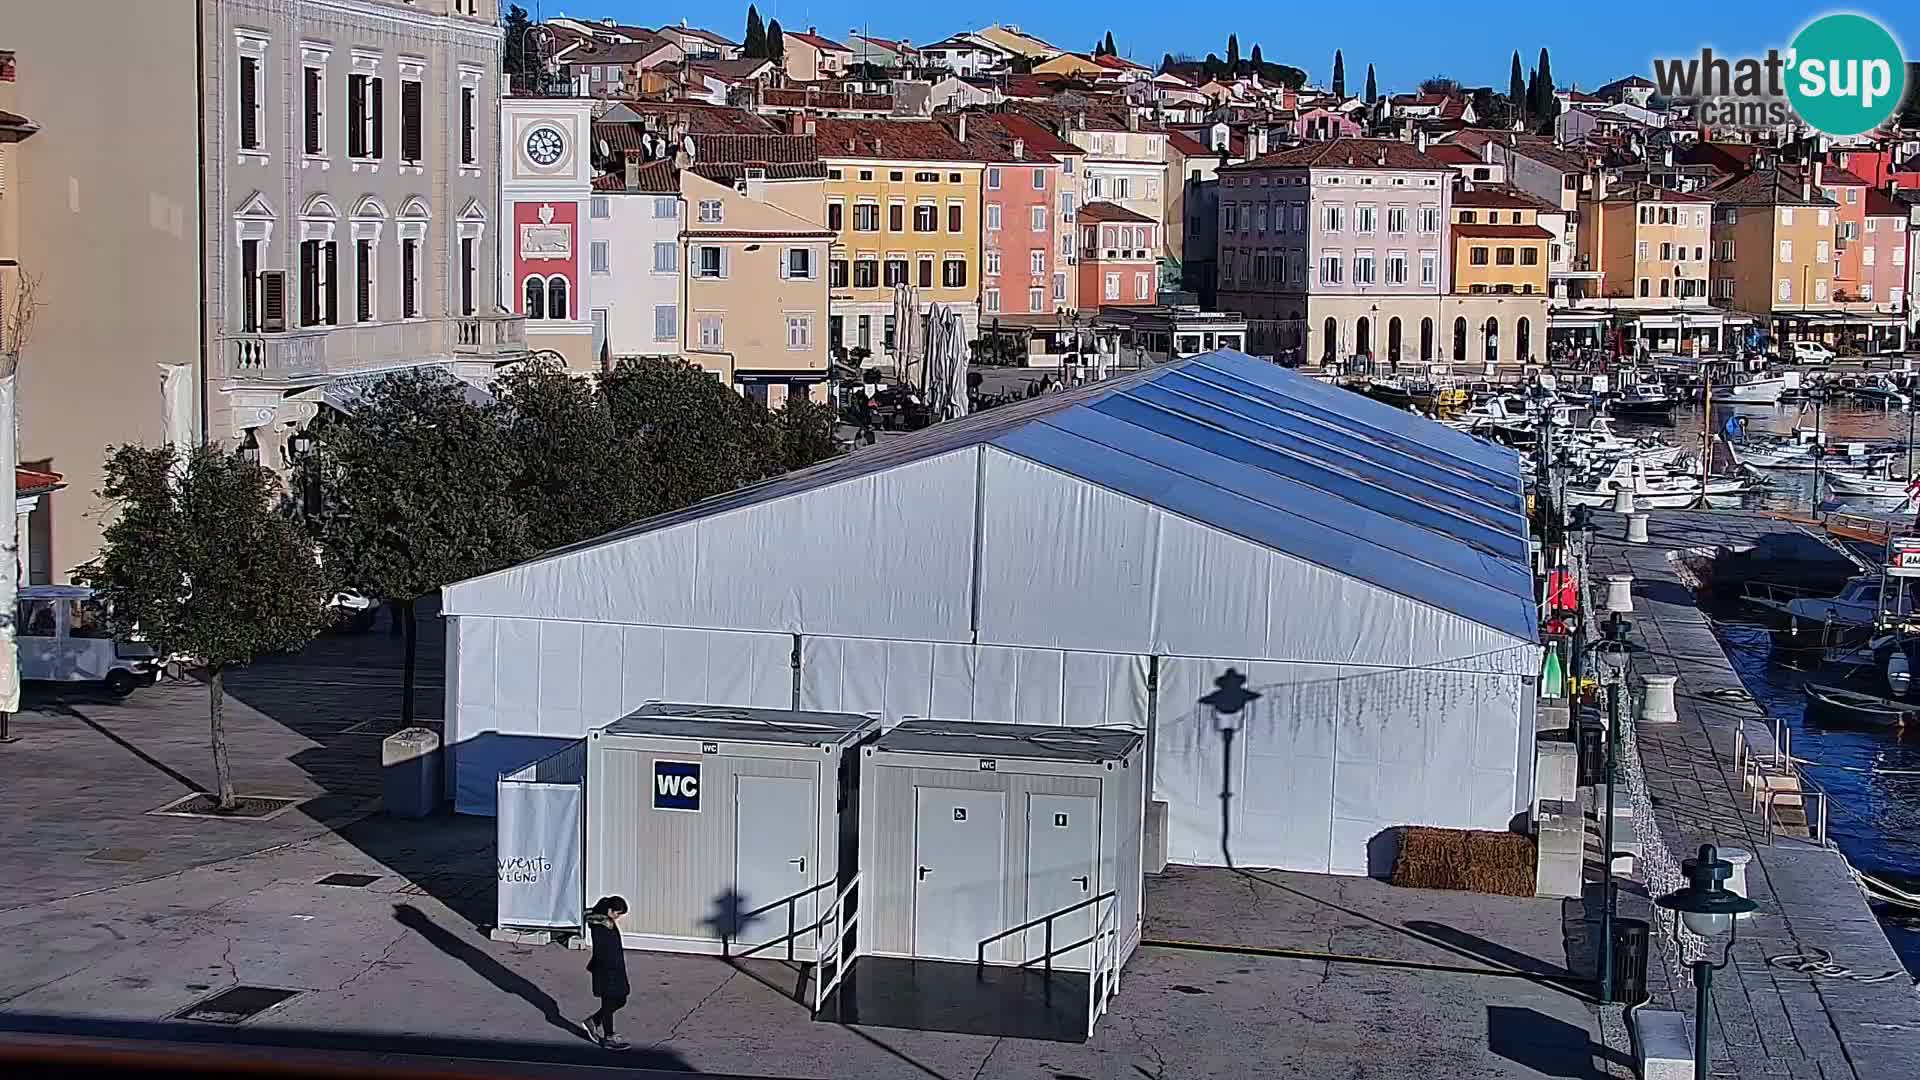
1563, 460, 1753, 508
1758, 575, 1915, 628
1609, 383, 1679, 416
1708, 374, 1791, 404
1824, 473, 1915, 500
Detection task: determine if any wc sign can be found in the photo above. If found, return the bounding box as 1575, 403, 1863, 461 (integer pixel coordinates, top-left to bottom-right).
653, 760, 701, 811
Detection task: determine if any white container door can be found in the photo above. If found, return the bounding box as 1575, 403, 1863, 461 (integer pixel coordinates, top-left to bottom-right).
733, 774, 817, 950
912, 787, 1006, 962
1024, 793, 1098, 968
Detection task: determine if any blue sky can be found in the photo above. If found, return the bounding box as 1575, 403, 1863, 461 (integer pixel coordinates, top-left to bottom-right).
534, 2, 1920, 94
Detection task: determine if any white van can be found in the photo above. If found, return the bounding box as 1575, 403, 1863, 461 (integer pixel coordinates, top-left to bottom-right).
1788, 340, 1835, 366
15, 585, 159, 696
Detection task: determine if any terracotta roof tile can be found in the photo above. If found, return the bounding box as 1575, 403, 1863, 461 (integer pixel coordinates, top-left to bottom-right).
812, 118, 982, 162
16, 468, 63, 495
1425, 144, 1482, 166
785, 31, 850, 52
1709, 167, 1836, 207
1223, 138, 1449, 172
1819, 164, 1870, 186
1599, 181, 1714, 204
1077, 200, 1155, 223
1452, 185, 1557, 211
1452, 223, 1555, 239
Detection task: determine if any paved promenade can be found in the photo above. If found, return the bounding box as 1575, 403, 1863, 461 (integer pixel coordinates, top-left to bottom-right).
1584, 510, 1920, 1080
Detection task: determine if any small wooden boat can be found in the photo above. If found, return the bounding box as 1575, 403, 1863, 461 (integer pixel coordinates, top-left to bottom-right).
1803, 682, 1918, 727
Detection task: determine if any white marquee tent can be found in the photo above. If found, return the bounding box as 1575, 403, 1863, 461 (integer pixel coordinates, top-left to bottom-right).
441, 350, 1541, 875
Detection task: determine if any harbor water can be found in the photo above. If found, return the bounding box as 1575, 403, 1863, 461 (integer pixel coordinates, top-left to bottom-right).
1615, 402, 1920, 976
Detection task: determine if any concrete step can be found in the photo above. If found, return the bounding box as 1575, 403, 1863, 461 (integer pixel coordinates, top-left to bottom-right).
1633, 1009, 1693, 1080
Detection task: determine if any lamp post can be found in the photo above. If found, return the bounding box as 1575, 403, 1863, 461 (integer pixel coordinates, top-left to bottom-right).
1565, 505, 1598, 697
1201, 668, 1261, 870
1656, 844, 1759, 1080
1593, 612, 1634, 1002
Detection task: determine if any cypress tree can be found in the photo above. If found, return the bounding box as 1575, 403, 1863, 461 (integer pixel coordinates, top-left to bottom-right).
1228, 34, 1240, 73
1332, 49, 1346, 98
1509, 51, 1526, 123
1251, 43, 1263, 70
1104, 31, 1117, 57
1365, 63, 1377, 104
743, 5, 766, 59
766, 19, 784, 66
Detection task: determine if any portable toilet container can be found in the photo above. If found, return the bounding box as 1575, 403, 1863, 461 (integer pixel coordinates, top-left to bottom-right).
855, 720, 1146, 971
584, 703, 879, 961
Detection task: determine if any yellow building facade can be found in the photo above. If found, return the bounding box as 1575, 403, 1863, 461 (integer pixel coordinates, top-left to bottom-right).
815, 119, 983, 369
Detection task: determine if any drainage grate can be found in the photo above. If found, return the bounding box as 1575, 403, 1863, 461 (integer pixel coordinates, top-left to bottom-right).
175, 986, 302, 1025
149, 793, 303, 821
317, 872, 381, 888
86, 847, 150, 863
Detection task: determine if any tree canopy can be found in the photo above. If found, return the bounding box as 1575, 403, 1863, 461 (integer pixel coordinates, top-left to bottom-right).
743, 5, 767, 58
79, 444, 325, 808
501, 4, 532, 85
767, 19, 785, 65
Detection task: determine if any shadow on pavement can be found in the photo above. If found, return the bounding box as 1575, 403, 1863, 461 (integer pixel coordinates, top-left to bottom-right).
1404, 919, 1578, 979
392, 903, 589, 1045
1486, 1004, 1623, 1079
0, 1010, 699, 1074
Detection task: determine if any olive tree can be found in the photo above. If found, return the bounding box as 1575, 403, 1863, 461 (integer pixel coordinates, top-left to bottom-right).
78, 445, 325, 810
304, 370, 527, 726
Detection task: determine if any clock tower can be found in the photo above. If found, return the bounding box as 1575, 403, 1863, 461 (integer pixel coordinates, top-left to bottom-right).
500, 95, 597, 371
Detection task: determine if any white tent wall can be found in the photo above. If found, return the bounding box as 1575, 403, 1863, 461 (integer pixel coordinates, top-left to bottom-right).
446, 615, 794, 813
441, 449, 980, 640
1153, 657, 1533, 875
976, 450, 1536, 672
798, 637, 1149, 728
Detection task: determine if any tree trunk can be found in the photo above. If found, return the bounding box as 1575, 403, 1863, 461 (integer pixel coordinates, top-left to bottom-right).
399, 596, 417, 727
209, 664, 238, 810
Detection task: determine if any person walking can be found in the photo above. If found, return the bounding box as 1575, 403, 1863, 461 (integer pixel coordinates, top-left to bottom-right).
583, 896, 630, 1050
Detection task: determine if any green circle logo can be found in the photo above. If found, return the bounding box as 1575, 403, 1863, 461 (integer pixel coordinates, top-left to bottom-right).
1787, 14, 1906, 136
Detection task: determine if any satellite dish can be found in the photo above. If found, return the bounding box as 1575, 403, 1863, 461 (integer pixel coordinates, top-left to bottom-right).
682, 134, 697, 161
597, 137, 611, 159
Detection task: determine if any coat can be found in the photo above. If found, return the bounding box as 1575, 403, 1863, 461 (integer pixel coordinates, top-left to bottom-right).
585, 913, 630, 1001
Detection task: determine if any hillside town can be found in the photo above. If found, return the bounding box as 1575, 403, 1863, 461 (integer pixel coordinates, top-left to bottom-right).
5, 4, 1920, 1080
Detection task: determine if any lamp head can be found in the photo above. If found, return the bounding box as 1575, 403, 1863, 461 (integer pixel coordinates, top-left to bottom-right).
1655, 843, 1758, 939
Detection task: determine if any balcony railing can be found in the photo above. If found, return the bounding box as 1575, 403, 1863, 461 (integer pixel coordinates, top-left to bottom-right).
224, 314, 528, 380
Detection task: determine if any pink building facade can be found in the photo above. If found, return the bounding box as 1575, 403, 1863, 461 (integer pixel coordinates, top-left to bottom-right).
1862, 188, 1908, 312
979, 152, 1060, 318
1295, 108, 1361, 142
1077, 201, 1159, 307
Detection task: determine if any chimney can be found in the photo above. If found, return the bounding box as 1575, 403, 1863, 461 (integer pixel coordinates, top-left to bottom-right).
809, 26, 817, 35
1416, 128, 1428, 154
958, 113, 968, 143
872, 135, 883, 154
1813, 157, 1825, 190
1803, 167, 1812, 202
624, 151, 641, 190
1127, 110, 1140, 131
1256, 127, 1268, 155
1013, 137, 1025, 159
805, 118, 817, 137
789, 110, 806, 135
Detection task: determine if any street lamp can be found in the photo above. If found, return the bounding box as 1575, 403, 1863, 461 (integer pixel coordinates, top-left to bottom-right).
1656, 844, 1759, 1080
1201, 668, 1261, 869
1593, 613, 1634, 1003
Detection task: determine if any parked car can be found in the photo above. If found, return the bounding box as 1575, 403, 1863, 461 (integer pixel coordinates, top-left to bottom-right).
14, 585, 158, 696
1786, 341, 1836, 366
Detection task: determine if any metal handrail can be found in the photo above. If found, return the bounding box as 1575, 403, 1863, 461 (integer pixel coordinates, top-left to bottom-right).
724, 877, 840, 963
976, 890, 1117, 972
812, 874, 861, 1012
1085, 895, 1120, 1039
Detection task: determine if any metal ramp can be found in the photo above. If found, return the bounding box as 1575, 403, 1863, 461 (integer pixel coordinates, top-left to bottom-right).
810, 888, 1122, 1043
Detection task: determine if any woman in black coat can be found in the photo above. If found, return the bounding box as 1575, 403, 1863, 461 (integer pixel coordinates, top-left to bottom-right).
583, 896, 630, 1050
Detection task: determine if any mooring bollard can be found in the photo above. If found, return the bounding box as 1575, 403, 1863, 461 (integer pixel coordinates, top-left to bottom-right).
1626, 512, 1649, 544
1640, 674, 1678, 722
1612, 487, 1635, 514
1606, 574, 1635, 614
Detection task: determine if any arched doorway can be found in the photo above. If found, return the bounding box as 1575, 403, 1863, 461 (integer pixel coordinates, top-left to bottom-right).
1517, 317, 1532, 362
1355, 316, 1372, 360
1388, 317, 1403, 365
1420, 318, 1434, 361
1452, 317, 1467, 360
1322, 317, 1337, 364
1483, 317, 1500, 364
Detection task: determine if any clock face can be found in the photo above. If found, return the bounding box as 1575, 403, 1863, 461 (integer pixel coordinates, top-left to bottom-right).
526, 126, 565, 166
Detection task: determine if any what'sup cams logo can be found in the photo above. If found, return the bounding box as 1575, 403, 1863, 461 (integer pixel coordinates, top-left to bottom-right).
1652, 13, 1907, 136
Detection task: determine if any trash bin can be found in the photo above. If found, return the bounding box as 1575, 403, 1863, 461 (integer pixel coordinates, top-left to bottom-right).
382, 727, 442, 819
1610, 917, 1651, 1005
1576, 716, 1606, 787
